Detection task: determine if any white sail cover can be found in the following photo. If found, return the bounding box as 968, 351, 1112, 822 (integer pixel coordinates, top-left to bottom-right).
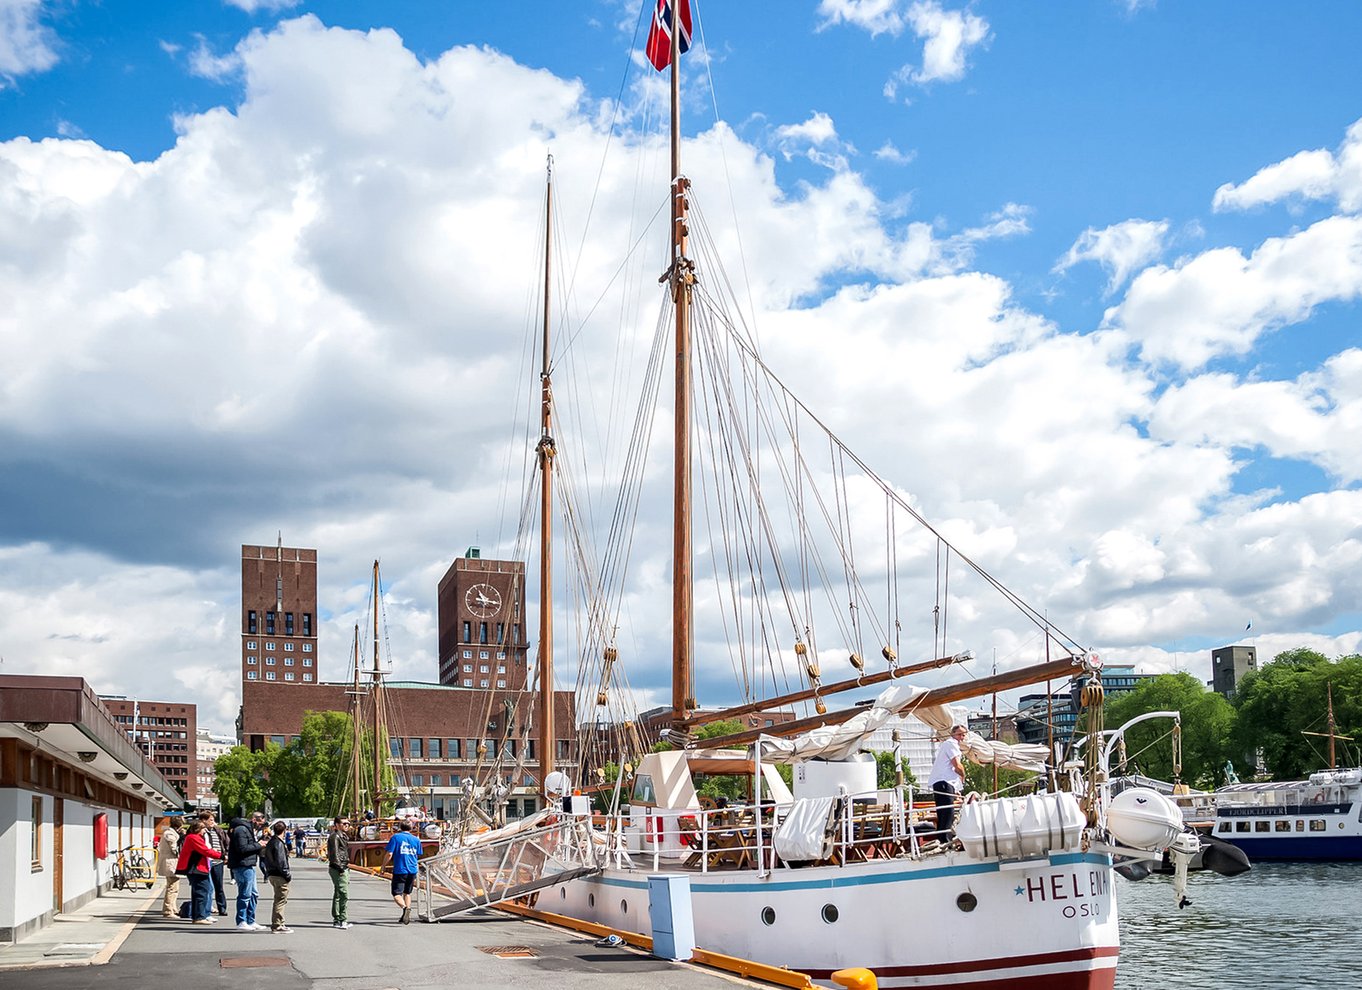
757, 683, 1051, 773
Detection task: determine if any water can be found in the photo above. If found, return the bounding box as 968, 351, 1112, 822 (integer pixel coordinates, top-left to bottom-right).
1115, 862, 1362, 989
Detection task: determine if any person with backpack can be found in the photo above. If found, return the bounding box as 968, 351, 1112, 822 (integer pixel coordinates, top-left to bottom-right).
259, 820, 293, 933
227, 810, 266, 930
175, 820, 222, 924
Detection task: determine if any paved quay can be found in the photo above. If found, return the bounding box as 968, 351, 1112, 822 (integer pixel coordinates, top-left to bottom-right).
2, 859, 763, 990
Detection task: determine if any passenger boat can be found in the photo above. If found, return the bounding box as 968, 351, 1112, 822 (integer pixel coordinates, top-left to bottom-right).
1212, 769, 1362, 861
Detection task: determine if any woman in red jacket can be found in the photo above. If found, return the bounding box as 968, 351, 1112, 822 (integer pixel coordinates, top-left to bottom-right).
176, 820, 223, 923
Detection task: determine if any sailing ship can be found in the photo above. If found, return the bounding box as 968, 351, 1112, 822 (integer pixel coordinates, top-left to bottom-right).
425, 4, 1207, 987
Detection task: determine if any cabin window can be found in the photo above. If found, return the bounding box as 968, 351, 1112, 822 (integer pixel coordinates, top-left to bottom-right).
1235, 821, 1250, 832
1275, 820, 1292, 832
1254, 820, 1270, 832
1217, 822, 1231, 833
632, 774, 656, 804
761, 906, 776, 926
1310, 819, 1327, 831
1296, 820, 1305, 831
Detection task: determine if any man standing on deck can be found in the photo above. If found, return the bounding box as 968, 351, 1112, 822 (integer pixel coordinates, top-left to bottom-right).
327, 816, 352, 929
381, 820, 422, 924
929, 724, 969, 836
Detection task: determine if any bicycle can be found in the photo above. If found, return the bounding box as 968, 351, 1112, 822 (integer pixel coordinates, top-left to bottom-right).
111, 846, 156, 890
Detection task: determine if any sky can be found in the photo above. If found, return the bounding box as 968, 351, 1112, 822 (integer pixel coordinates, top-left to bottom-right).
2, 0, 1361, 735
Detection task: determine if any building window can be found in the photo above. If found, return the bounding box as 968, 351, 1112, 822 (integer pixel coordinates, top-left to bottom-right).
497, 680, 506, 688
497, 622, 505, 644
479, 650, 490, 660
479, 680, 489, 688
480, 664, 489, 673
303, 658, 312, 667
285, 612, 295, 636
389, 738, 404, 758
556, 740, 570, 760
265, 642, 276, 651
266, 671, 276, 681
284, 643, 294, 652
497, 665, 506, 674
248, 610, 258, 634
462, 650, 472, 659
462, 621, 471, 642
462, 680, 472, 687
412, 774, 424, 787
496, 651, 505, 660
410, 738, 423, 759
485, 739, 498, 758
447, 739, 461, 759
303, 673, 313, 682
270, 735, 286, 747
428, 774, 441, 787
266, 656, 276, 666
31, 795, 43, 871
284, 657, 294, 666
302, 643, 312, 653
266, 611, 276, 635
247, 656, 257, 665
284, 672, 295, 681
479, 622, 489, 644
428, 739, 442, 759
247, 640, 258, 650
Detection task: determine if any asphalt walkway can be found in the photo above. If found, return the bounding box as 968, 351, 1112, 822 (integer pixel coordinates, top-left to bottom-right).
1, 859, 756, 990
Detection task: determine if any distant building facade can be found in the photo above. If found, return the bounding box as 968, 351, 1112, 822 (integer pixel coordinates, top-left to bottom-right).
1211, 645, 1257, 699
99, 697, 197, 799
241, 543, 319, 687
1015, 664, 1153, 750
194, 728, 235, 804
436, 548, 529, 690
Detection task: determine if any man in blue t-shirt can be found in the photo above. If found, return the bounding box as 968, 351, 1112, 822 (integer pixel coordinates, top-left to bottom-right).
381, 821, 423, 924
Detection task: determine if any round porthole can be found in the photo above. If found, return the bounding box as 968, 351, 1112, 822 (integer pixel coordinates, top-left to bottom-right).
956, 892, 978, 912
761, 906, 776, 926
621, 900, 629, 914
588, 893, 595, 908
821, 904, 839, 924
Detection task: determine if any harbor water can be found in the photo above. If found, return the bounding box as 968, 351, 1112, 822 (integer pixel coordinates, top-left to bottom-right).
1115, 862, 1362, 989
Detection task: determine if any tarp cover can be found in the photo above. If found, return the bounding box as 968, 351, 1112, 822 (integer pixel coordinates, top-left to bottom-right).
772, 796, 836, 862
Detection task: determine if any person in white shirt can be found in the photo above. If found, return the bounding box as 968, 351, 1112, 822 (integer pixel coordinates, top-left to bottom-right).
928, 724, 968, 835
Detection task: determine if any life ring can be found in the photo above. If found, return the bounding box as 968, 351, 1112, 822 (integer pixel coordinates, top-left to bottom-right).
1310, 791, 1325, 804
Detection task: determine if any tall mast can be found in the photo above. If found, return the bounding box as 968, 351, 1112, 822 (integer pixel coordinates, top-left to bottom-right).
371, 560, 383, 818
669, 0, 695, 726
1327, 681, 1337, 770
538, 156, 557, 783
350, 624, 362, 816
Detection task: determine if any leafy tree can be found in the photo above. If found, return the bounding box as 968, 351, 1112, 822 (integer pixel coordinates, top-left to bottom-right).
1232, 650, 1362, 779
872, 750, 918, 791
963, 762, 1036, 797
213, 744, 278, 818
1105, 673, 1236, 788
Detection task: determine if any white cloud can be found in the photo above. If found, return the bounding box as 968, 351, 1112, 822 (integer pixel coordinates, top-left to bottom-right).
0, 0, 59, 82
817, 0, 906, 37
225, 0, 302, 13
1055, 218, 1169, 296
903, 1, 989, 84
188, 34, 243, 81
873, 141, 915, 165
1106, 215, 1362, 369
1213, 117, 1362, 214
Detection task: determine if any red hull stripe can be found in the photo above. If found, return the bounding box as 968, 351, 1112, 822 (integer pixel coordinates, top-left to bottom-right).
926, 968, 1116, 990
803, 944, 1120, 980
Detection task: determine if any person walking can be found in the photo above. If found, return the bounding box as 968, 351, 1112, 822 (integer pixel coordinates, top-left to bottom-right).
929, 724, 969, 836
176, 820, 223, 924
294, 823, 308, 857
259, 820, 293, 934
381, 819, 422, 924
227, 810, 266, 931
198, 811, 229, 916
326, 816, 351, 929
156, 819, 182, 918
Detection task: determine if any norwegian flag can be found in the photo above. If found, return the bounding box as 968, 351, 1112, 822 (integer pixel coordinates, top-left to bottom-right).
645, 0, 692, 72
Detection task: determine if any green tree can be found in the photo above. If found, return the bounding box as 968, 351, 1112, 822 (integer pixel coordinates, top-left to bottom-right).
871, 750, 918, 790
963, 762, 1036, 797
1104, 673, 1236, 788
213, 744, 278, 818
1232, 650, 1362, 779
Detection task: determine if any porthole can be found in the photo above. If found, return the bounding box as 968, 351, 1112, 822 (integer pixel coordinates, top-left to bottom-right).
621, 900, 629, 914
821, 904, 839, 924
956, 892, 977, 913
588, 893, 595, 908
761, 906, 776, 926
560, 887, 566, 899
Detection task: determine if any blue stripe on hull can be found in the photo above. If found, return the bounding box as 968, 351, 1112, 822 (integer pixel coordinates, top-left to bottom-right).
1223, 835, 1362, 861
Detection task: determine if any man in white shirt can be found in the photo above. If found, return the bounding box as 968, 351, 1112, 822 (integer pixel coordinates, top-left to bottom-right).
928, 724, 968, 835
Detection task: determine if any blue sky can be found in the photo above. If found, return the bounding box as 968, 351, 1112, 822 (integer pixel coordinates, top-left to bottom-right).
2, 0, 1361, 731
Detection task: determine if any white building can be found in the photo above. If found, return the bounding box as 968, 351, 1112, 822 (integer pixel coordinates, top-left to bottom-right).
194, 728, 236, 804
1, 675, 182, 944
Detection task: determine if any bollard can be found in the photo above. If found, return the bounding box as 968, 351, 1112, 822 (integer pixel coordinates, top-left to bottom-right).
831, 968, 878, 990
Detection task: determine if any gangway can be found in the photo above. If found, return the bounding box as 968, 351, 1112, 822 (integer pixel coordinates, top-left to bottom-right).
415, 815, 604, 920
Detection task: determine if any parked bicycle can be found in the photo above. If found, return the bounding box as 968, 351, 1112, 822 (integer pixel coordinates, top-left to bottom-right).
111, 846, 155, 890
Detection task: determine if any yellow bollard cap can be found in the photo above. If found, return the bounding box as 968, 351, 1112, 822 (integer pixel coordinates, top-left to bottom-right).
831, 968, 878, 990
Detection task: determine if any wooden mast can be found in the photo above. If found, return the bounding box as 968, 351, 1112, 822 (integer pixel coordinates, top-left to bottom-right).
669, 0, 695, 726
370, 560, 383, 819
538, 155, 557, 784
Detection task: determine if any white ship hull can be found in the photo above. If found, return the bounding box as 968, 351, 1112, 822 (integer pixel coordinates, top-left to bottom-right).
549, 850, 1118, 989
